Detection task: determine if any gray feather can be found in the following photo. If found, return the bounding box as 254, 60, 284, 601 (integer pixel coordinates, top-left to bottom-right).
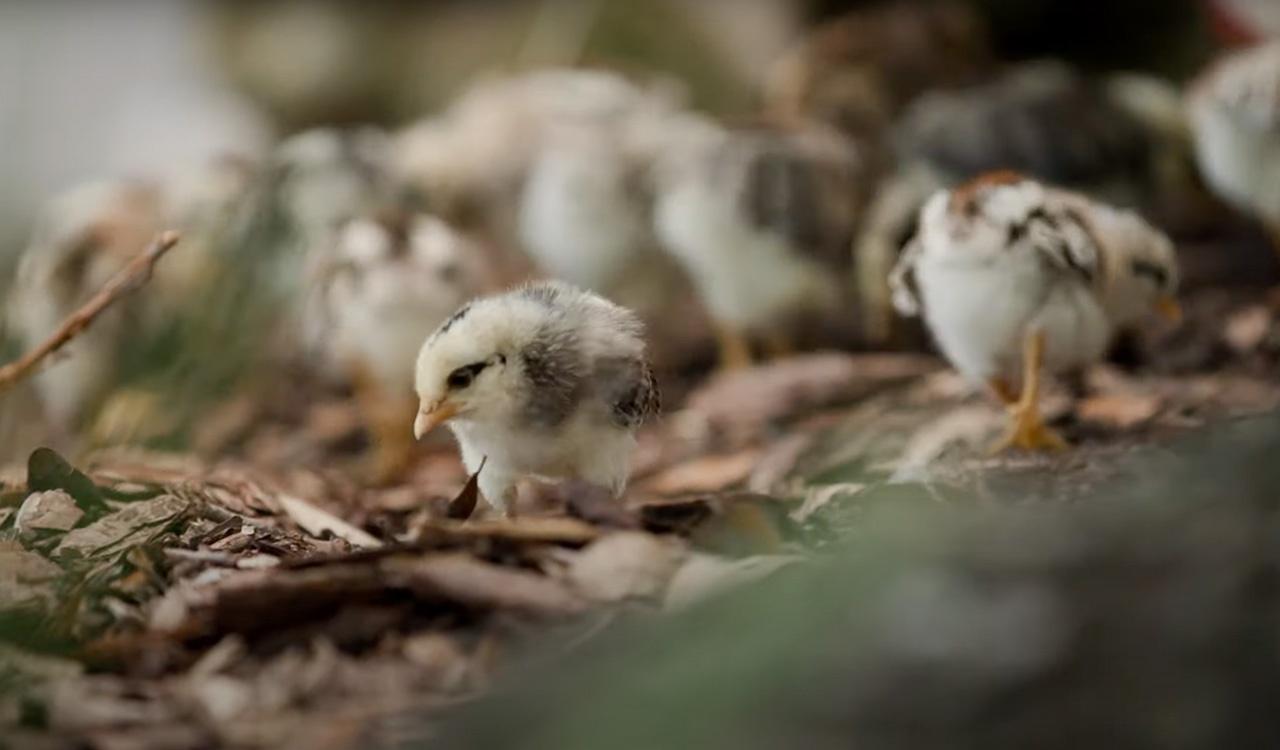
595, 356, 661, 429
519, 326, 587, 428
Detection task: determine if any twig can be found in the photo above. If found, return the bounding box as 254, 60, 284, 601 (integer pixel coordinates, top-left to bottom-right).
0, 230, 180, 393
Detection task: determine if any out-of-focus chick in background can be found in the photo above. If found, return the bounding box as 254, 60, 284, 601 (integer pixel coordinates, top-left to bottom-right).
304, 212, 492, 483
856, 62, 1197, 344
1187, 41, 1280, 255
654, 116, 872, 367
9, 181, 164, 439
764, 0, 994, 140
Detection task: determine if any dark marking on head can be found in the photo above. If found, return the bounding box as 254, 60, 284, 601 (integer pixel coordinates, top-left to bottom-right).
437, 304, 471, 336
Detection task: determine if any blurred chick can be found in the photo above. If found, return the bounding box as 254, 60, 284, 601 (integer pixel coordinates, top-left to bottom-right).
859, 62, 1193, 343
306, 210, 489, 483
8, 179, 164, 434
890, 172, 1181, 452
1187, 41, 1280, 251
654, 117, 870, 367
515, 115, 691, 318
394, 69, 683, 267
764, 0, 992, 138
413, 280, 659, 514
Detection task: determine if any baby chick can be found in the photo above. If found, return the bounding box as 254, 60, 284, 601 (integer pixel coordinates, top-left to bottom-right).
413, 281, 659, 514
764, 0, 992, 138
860, 62, 1192, 343
9, 179, 164, 433
654, 117, 869, 367
306, 209, 488, 481
890, 172, 1180, 452
394, 69, 682, 267
1187, 41, 1280, 250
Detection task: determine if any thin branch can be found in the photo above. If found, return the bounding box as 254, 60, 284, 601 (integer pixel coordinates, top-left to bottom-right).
0, 230, 181, 393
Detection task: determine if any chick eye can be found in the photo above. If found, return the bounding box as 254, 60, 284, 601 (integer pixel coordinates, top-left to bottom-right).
1130, 259, 1169, 288
446, 361, 487, 390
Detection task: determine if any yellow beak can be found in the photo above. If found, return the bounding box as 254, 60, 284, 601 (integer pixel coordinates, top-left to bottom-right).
1155, 295, 1182, 323
413, 401, 458, 440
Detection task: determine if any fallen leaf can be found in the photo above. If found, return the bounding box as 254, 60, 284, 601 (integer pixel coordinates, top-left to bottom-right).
793, 483, 865, 523
414, 516, 600, 547
27, 448, 110, 516
15, 490, 84, 536
642, 449, 761, 495
1223, 305, 1271, 353
54, 495, 191, 561
447, 460, 484, 521
278, 494, 383, 549
566, 532, 688, 603
381, 553, 585, 618
684, 353, 938, 441
1076, 394, 1163, 430
663, 553, 801, 611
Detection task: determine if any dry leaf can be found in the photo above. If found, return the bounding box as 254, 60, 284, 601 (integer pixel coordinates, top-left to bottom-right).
382, 554, 585, 618
54, 495, 191, 561
567, 532, 688, 603
1076, 394, 1163, 430
642, 449, 761, 495
278, 494, 383, 549
663, 553, 801, 610
1223, 305, 1271, 353
15, 489, 84, 535
448, 460, 484, 521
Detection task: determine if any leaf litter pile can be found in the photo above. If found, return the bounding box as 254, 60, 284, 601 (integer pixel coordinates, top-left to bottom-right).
4, 266, 1280, 750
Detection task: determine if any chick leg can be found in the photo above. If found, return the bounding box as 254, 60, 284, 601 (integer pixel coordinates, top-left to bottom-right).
350, 364, 416, 485
761, 329, 795, 361
988, 377, 1018, 406
989, 330, 1068, 454
714, 323, 754, 371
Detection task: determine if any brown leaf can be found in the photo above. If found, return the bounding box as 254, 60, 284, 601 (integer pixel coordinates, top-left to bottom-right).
683, 353, 938, 442
663, 553, 801, 611
447, 459, 484, 521
54, 495, 191, 561
642, 449, 761, 496
381, 553, 584, 618
15, 490, 84, 536
277, 494, 383, 549
1076, 394, 1163, 430
566, 532, 688, 603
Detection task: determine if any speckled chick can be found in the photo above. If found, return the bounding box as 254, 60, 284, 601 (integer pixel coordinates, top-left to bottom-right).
890, 172, 1180, 452
413, 281, 659, 514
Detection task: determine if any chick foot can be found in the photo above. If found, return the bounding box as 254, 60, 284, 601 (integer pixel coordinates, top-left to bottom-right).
987, 329, 1068, 454
989, 402, 1067, 454
762, 330, 796, 361
714, 324, 754, 371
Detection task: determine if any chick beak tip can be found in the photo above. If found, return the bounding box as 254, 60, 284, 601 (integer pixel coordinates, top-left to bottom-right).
413, 402, 457, 440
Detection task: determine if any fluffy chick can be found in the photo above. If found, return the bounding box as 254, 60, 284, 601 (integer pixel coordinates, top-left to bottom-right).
764, 0, 992, 138
306, 210, 488, 481
394, 69, 682, 270
413, 281, 659, 514
860, 62, 1192, 343
890, 172, 1180, 452
1187, 41, 1280, 249
654, 117, 869, 366
9, 179, 164, 433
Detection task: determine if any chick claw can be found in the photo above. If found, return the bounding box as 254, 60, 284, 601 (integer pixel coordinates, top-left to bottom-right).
989, 403, 1068, 454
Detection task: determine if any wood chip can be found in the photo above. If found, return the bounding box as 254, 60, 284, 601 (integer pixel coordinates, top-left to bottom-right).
1076, 394, 1163, 430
